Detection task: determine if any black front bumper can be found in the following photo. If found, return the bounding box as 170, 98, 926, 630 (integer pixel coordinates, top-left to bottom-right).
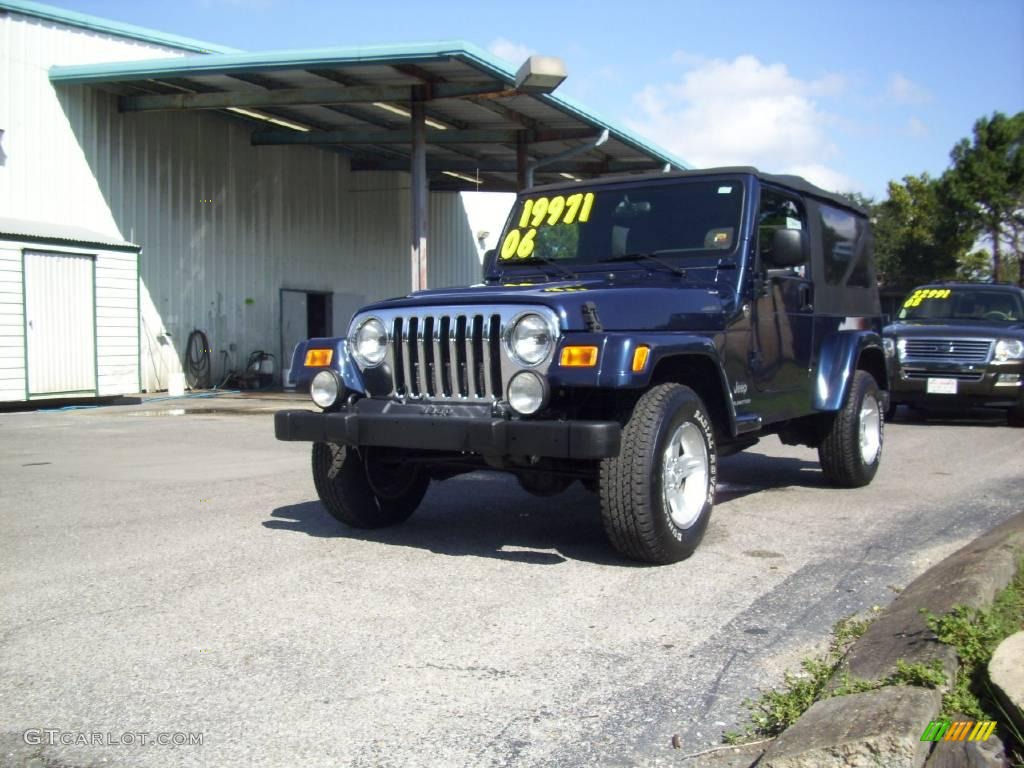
274, 408, 621, 459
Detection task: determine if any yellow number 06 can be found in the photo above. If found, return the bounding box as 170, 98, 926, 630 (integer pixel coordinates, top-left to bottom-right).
500, 228, 537, 260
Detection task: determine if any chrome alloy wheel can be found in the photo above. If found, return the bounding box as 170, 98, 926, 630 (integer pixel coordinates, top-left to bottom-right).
661, 422, 709, 530
859, 393, 882, 464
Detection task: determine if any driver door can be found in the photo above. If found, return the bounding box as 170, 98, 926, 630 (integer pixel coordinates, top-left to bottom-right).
750, 188, 814, 395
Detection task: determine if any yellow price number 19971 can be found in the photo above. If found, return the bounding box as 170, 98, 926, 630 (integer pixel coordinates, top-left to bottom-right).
500, 192, 596, 260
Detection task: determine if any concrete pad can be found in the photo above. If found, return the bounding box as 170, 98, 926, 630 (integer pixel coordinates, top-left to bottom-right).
989, 631, 1024, 733
833, 512, 1024, 686
759, 686, 941, 768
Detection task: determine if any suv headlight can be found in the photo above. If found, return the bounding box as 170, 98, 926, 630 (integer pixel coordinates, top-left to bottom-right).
351, 317, 388, 367
508, 313, 554, 366
994, 338, 1024, 362
883, 337, 896, 358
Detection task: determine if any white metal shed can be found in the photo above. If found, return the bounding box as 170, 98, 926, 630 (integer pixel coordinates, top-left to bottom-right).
0, 218, 140, 402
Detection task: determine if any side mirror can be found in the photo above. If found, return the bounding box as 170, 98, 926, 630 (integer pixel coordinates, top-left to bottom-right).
766, 228, 807, 269
483, 248, 497, 280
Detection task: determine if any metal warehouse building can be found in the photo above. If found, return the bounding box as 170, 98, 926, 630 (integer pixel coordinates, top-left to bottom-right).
0, 0, 684, 401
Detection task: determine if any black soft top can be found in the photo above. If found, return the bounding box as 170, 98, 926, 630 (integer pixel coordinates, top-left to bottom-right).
529, 166, 868, 217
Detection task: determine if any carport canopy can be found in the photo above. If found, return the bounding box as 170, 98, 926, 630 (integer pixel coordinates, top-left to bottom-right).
49, 42, 688, 289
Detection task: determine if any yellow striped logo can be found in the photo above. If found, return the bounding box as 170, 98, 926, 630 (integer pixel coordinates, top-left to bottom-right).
920, 720, 997, 742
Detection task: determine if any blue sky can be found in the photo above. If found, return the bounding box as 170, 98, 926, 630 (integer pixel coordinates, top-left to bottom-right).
58, 0, 1024, 199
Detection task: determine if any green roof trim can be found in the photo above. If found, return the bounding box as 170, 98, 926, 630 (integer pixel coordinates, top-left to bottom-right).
0, 0, 238, 54
48, 40, 688, 171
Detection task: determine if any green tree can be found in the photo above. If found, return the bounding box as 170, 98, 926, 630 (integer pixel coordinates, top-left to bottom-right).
871, 173, 970, 288
944, 111, 1024, 283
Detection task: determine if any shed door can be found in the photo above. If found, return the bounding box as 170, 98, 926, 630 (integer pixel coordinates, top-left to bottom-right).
24, 251, 96, 396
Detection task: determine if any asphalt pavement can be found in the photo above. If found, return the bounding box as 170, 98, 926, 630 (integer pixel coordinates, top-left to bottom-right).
0, 402, 1022, 768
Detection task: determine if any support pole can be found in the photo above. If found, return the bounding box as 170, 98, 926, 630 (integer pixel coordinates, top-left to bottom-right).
410, 98, 428, 291
516, 135, 529, 191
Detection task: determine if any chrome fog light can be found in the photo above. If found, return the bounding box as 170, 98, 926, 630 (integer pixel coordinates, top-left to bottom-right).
507, 371, 548, 415
310, 370, 341, 408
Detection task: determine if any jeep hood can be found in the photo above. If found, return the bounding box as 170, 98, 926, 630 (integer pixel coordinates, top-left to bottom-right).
361, 275, 733, 332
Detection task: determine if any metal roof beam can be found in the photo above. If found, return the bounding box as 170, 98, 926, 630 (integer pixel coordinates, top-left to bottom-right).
119, 82, 504, 112
251, 127, 599, 146
350, 158, 659, 174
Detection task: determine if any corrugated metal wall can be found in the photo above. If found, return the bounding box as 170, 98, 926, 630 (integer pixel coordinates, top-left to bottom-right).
0, 246, 25, 401
0, 11, 481, 392
95, 249, 140, 396
0, 241, 141, 402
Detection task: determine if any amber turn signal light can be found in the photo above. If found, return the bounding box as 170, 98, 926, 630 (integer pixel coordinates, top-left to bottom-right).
632, 345, 650, 372
559, 345, 599, 367
304, 349, 333, 367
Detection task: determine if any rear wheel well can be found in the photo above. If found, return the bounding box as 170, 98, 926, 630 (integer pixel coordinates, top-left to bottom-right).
650, 355, 732, 440
857, 346, 887, 391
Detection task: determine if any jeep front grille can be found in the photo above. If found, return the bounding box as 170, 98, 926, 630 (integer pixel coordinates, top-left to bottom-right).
390, 313, 504, 400
901, 338, 992, 364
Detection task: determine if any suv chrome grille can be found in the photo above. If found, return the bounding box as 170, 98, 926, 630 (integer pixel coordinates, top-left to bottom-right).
391, 313, 504, 400
901, 338, 992, 364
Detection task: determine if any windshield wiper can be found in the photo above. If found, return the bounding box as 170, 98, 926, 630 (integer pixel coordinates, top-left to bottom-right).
600, 250, 689, 277
515, 255, 578, 281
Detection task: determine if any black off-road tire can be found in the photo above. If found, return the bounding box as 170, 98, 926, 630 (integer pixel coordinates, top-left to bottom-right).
311, 442, 429, 528
818, 371, 884, 488
599, 383, 717, 564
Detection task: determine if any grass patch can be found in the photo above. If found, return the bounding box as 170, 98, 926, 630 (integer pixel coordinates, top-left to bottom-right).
722, 616, 873, 743
724, 619, 950, 744
923, 557, 1024, 761
724, 559, 1024, 757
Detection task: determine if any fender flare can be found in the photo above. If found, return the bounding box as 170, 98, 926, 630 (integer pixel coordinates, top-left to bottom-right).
288, 337, 366, 395
814, 330, 885, 411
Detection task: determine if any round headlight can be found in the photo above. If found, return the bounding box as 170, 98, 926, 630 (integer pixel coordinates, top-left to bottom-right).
352, 317, 388, 367
310, 370, 340, 408
507, 371, 548, 415
994, 338, 1024, 362
883, 337, 896, 358
509, 313, 554, 366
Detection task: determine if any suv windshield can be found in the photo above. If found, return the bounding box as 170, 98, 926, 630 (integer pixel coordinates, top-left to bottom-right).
496, 179, 744, 268
898, 287, 1024, 323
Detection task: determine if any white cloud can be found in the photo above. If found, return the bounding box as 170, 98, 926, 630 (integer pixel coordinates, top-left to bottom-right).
905, 116, 929, 138
886, 73, 931, 105
626, 54, 854, 191
488, 38, 536, 66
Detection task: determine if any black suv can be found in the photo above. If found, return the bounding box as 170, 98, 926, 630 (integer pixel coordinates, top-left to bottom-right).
884, 282, 1024, 425
275, 167, 888, 563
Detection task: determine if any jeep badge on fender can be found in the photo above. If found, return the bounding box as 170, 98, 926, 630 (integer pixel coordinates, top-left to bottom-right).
275, 167, 889, 564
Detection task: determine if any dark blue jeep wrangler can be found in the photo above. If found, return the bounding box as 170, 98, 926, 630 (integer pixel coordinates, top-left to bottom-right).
275, 167, 888, 563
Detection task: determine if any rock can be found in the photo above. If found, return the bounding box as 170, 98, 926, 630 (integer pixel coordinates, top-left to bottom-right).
759, 686, 941, 768
989, 631, 1024, 733
832, 514, 1024, 687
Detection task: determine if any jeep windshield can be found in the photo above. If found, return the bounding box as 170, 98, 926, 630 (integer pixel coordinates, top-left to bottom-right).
897, 287, 1024, 324
496, 178, 744, 272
